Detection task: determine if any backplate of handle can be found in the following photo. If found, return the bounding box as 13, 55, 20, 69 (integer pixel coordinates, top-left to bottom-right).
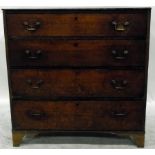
112, 21, 130, 31
23, 21, 41, 32
112, 50, 129, 60
111, 111, 128, 117
26, 79, 44, 89
27, 110, 47, 120
24, 49, 42, 60
111, 79, 128, 90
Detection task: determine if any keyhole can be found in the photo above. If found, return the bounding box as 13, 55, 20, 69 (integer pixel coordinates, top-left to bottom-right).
76, 102, 79, 106
74, 16, 78, 21
73, 43, 79, 47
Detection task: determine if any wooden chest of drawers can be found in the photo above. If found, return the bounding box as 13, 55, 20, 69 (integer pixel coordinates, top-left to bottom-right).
3, 8, 151, 147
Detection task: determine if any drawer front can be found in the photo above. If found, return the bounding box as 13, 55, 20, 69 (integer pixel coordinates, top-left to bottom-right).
10, 69, 145, 98
6, 13, 147, 37
12, 100, 145, 130
8, 40, 145, 67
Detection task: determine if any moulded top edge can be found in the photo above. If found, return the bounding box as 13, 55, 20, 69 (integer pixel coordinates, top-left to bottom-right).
2, 7, 151, 13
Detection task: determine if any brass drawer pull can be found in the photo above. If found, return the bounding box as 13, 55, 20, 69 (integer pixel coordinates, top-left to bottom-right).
112, 21, 129, 31
24, 49, 42, 60
112, 50, 129, 60
111, 111, 128, 117
26, 79, 44, 89
27, 110, 47, 120
111, 79, 128, 90
23, 21, 41, 32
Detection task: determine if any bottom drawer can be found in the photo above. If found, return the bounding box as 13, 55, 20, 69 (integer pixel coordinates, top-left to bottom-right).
12, 100, 145, 131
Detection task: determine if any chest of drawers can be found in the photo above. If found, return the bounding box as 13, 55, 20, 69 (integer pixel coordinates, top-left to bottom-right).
3, 8, 151, 147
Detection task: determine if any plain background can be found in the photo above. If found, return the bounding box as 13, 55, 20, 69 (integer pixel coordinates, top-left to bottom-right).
0, 0, 155, 150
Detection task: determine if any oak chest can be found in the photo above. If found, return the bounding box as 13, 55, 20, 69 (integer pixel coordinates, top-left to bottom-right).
3, 8, 151, 147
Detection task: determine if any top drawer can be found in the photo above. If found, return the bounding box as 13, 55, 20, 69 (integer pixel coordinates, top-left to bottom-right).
5, 12, 148, 37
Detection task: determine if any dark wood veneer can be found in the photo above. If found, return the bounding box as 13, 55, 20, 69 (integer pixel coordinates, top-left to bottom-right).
10, 69, 145, 98
12, 100, 145, 131
3, 8, 151, 147
6, 13, 147, 37
8, 40, 146, 67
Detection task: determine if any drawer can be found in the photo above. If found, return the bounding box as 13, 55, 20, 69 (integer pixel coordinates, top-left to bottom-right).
8, 40, 145, 67
6, 13, 147, 37
10, 69, 145, 98
12, 100, 145, 130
